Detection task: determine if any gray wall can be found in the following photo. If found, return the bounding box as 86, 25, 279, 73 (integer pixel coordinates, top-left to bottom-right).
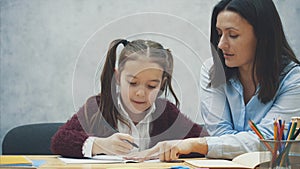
1, 0, 299, 154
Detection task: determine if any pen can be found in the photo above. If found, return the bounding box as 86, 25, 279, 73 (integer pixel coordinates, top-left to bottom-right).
280, 120, 285, 140
248, 120, 264, 138
273, 120, 278, 163
123, 139, 139, 148
286, 120, 296, 141
285, 121, 292, 140
102, 119, 140, 148
292, 128, 300, 140
248, 120, 273, 153
274, 120, 278, 141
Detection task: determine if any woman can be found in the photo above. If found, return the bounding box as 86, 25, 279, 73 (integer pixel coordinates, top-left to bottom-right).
125, 0, 300, 161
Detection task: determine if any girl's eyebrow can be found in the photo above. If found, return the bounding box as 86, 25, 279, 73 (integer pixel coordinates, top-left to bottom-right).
126, 75, 161, 83
149, 79, 161, 83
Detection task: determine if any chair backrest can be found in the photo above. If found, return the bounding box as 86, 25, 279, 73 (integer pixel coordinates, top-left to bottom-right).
2, 123, 63, 155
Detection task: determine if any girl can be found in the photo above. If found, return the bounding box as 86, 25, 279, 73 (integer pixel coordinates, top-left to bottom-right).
51, 39, 207, 158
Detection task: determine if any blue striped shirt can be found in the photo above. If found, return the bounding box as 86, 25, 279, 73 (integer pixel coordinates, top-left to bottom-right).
200, 58, 300, 159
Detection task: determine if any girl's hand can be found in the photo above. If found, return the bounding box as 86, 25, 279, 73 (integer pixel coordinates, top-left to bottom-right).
92, 133, 135, 155
125, 138, 208, 162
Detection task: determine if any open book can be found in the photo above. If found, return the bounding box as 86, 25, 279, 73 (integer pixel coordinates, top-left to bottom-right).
185, 151, 271, 169
59, 155, 160, 164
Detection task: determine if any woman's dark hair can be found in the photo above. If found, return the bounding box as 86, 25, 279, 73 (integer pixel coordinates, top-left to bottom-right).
97, 39, 179, 129
210, 0, 300, 103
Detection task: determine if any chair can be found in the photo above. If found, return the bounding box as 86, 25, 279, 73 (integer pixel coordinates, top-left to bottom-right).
2, 123, 64, 155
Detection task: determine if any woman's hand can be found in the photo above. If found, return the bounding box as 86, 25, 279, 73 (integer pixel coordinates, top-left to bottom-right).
125, 138, 208, 162
92, 133, 135, 155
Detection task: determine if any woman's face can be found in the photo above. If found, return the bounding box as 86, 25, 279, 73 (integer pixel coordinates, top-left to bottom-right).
118, 59, 164, 115
216, 10, 257, 70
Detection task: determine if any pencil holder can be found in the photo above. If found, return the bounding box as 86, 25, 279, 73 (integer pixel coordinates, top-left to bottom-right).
259, 139, 300, 169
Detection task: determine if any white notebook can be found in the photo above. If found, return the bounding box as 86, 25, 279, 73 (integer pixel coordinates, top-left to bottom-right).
59, 155, 160, 164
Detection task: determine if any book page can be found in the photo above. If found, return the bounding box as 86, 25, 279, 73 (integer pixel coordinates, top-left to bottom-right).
92, 155, 125, 161
232, 151, 271, 168
185, 151, 271, 169
185, 159, 249, 168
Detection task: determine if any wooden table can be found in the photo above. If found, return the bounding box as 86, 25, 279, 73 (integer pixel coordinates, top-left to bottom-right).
26, 155, 199, 169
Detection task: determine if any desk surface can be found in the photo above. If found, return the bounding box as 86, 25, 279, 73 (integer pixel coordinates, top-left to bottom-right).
26, 155, 199, 169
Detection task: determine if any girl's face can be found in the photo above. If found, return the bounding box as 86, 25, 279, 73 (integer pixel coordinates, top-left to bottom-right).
117, 59, 164, 115
216, 11, 257, 71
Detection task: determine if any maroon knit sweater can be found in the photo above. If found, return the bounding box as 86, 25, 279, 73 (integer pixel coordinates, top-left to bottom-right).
51, 96, 208, 158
